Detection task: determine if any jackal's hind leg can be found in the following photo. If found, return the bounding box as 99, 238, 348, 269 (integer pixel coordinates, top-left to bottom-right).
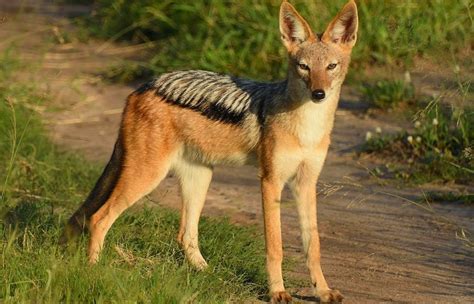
88, 159, 171, 264
175, 160, 213, 270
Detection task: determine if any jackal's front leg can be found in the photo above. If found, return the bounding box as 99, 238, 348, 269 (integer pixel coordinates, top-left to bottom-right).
261, 177, 292, 303
290, 169, 343, 303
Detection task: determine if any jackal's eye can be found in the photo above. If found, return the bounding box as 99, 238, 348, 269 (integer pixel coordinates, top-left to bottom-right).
298, 63, 310, 71
327, 63, 338, 70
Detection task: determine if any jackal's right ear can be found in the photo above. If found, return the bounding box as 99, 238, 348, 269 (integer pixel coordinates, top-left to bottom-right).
280, 1, 314, 51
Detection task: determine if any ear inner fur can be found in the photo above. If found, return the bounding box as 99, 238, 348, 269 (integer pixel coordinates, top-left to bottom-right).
322, 0, 358, 47
280, 2, 315, 49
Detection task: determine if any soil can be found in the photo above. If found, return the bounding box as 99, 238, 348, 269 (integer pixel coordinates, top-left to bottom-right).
1, 4, 472, 304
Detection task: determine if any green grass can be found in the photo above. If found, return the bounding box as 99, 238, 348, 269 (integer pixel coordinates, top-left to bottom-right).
363, 97, 473, 184
423, 191, 473, 205
0, 49, 267, 302
2, 205, 266, 303
0, 48, 97, 215
360, 77, 415, 109
72, 0, 472, 81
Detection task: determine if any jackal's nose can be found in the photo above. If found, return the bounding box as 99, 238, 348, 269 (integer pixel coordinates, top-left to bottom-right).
312, 89, 326, 101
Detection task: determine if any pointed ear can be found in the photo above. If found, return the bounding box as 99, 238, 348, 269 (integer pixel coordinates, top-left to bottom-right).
280, 1, 314, 51
322, 0, 358, 48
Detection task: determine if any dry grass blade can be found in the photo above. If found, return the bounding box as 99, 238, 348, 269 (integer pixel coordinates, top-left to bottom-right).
114, 245, 136, 265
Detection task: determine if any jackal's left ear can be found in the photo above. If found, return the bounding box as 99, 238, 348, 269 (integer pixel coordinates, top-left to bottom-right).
322, 0, 358, 48
280, 1, 314, 51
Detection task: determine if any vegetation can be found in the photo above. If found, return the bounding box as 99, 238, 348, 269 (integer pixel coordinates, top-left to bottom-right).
2, 205, 266, 302
424, 191, 473, 205
0, 49, 97, 215
0, 49, 266, 302
360, 77, 415, 109
73, 0, 472, 81
364, 97, 473, 184
361, 56, 473, 185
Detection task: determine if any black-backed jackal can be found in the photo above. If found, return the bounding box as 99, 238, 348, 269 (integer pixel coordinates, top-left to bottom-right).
62, 1, 358, 302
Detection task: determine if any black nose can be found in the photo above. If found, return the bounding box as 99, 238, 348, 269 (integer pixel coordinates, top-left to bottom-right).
312, 89, 326, 101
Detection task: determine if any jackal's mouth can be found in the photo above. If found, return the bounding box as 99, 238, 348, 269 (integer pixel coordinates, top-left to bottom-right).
312, 97, 326, 103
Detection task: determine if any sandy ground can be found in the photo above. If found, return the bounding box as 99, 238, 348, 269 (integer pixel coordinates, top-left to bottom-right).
1, 6, 473, 304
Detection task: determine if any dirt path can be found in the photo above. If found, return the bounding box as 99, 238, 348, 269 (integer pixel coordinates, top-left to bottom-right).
1, 7, 472, 304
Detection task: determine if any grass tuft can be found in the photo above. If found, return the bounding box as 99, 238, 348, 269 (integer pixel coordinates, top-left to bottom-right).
423, 191, 473, 205
360, 77, 415, 109
363, 97, 473, 184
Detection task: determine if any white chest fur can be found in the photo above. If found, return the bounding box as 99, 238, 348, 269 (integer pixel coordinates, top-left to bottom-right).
289, 98, 337, 148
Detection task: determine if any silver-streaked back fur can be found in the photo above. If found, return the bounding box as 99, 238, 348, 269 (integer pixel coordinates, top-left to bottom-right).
136, 70, 287, 125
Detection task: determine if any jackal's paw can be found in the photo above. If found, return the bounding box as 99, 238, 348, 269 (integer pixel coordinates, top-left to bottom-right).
317, 289, 343, 303
187, 252, 208, 270
87, 247, 100, 265
191, 258, 208, 270
87, 254, 99, 265
270, 291, 292, 303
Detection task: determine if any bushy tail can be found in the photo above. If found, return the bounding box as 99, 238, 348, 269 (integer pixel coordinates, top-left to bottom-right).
60, 136, 124, 244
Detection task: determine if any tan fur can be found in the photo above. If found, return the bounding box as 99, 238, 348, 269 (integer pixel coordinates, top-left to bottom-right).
67, 1, 358, 303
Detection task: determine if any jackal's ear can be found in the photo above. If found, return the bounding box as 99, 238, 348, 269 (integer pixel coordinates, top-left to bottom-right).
280, 1, 314, 51
322, 0, 358, 48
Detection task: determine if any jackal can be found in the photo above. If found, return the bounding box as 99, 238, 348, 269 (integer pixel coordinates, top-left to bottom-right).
62, 1, 358, 302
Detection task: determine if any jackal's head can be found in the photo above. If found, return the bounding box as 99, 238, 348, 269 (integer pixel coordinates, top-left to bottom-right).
280, 0, 358, 103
